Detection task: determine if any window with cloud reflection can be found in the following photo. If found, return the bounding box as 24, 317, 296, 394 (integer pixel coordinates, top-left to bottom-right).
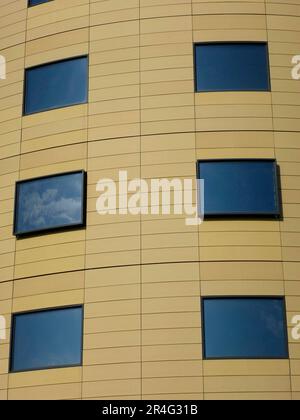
202, 298, 288, 359
11, 306, 83, 372
14, 171, 86, 236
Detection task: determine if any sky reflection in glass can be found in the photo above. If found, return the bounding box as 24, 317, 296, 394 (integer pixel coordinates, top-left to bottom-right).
198, 160, 279, 217
195, 43, 270, 92
203, 298, 288, 359
14, 172, 85, 236
28, 0, 51, 6
11, 307, 83, 372
24, 56, 88, 115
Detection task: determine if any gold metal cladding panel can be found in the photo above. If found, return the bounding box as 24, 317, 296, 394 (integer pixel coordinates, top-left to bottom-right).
0, 0, 299, 400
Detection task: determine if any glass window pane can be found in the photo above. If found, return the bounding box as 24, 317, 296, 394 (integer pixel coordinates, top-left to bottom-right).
14, 171, 86, 237
11, 307, 83, 372
203, 298, 288, 359
24, 57, 88, 115
29, 0, 51, 5
195, 43, 270, 92
198, 160, 280, 217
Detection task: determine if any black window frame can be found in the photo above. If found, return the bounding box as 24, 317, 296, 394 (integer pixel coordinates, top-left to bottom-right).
9, 305, 84, 373
197, 158, 281, 219
193, 41, 271, 93
13, 170, 87, 238
201, 296, 289, 361
23, 55, 89, 116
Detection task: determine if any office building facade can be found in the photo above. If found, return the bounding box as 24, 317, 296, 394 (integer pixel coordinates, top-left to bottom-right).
0, 0, 299, 400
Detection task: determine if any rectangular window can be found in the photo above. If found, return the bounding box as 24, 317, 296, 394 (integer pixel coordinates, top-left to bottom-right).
202, 298, 288, 359
10, 306, 83, 372
195, 43, 270, 92
24, 56, 88, 115
198, 159, 280, 217
28, 0, 51, 5
13, 171, 86, 237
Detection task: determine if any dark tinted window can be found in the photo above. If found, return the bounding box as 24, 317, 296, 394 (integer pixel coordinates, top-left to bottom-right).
202, 298, 288, 359
14, 171, 86, 237
11, 307, 83, 372
29, 0, 51, 5
198, 160, 280, 217
195, 43, 270, 92
24, 57, 88, 115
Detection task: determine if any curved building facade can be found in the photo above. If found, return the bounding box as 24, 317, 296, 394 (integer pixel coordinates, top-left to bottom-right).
0, 0, 299, 400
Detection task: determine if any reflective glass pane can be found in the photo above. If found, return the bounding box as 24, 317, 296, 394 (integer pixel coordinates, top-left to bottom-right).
11, 307, 83, 372
24, 57, 88, 115
14, 171, 85, 236
198, 160, 279, 216
29, 0, 51, 6
203, 298, 288, 359
195, 43, 270, 92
